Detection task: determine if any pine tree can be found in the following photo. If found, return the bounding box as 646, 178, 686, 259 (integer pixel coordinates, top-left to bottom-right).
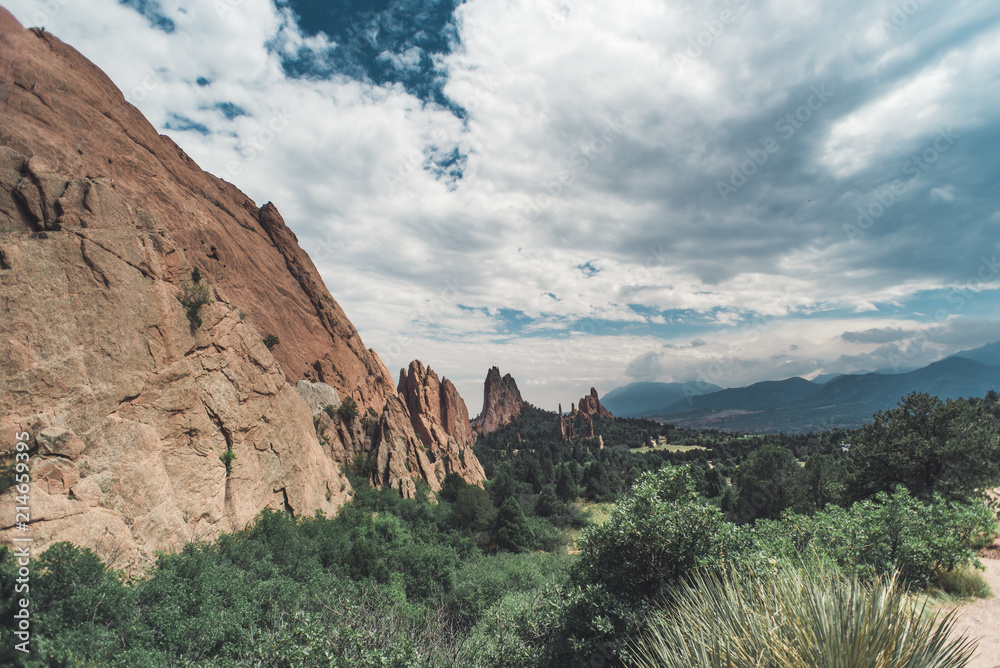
493, 498, 535, 553
555, 464, 579, 502
536, 484, 559, 517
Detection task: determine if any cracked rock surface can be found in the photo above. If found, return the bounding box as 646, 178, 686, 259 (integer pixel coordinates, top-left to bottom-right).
0, 9, 485, 571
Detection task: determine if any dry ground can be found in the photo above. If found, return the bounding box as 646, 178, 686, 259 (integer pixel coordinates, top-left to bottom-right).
951, 541, 1000, 668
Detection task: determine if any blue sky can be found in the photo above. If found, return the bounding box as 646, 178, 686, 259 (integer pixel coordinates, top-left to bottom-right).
9, 0, 1000, 412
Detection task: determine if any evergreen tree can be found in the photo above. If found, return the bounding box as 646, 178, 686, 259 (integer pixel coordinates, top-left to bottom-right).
493, 498, 535, 553
535, 484, 559, 517
555, 464, 579, 502
734, 444, 799, 523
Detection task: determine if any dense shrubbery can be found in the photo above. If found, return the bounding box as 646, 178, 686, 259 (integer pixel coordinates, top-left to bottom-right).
2, 481, 580, 667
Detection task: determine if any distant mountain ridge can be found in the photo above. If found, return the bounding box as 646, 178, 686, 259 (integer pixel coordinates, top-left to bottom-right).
601, 381, 721, 417
950, 341, 1000, 367
604, 342, 1000, 432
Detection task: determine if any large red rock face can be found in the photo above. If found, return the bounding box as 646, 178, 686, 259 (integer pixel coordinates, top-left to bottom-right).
472, 366, 524, 435
0, 9, 485, 568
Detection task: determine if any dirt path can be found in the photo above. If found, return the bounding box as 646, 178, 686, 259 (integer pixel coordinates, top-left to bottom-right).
951, 546, 1000, 668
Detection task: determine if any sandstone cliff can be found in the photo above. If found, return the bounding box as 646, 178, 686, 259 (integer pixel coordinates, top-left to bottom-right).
0, 9, 484, 568
472, 367, 524, 435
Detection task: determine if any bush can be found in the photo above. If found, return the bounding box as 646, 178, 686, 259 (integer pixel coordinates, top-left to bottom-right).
179, 279, 212, 330
631, 562, 977, 668
338, 396, 359, 421
575, 465, 729, 603
453, 484, 496, 532
936, 566, 993, 599
263, 334, 279, 350
737, 485, 998, 588
220, 447, 236, 476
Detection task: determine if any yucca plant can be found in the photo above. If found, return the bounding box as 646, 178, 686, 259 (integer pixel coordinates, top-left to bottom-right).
630, 562, 977, 668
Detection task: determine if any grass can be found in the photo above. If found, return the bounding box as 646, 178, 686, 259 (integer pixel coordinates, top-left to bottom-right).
582, 500, 616, 526
634, 438, 709, 454
566, 500, 616, 553
631, 562, 977, 668
934, 566, 993, 600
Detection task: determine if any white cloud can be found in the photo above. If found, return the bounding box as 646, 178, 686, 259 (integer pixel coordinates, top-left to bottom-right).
6, 0, 999, 410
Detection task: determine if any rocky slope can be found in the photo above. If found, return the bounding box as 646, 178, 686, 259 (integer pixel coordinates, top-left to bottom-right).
472, 367, 524, 435
0, 9, 484, 569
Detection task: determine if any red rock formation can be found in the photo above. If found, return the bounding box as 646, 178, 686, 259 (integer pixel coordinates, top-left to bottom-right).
395, 361, 485, 487
576, 387, 614, 419
0, 10, 485, 566
472, 366, 524, 434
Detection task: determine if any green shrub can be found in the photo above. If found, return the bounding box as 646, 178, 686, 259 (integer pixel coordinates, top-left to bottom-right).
936, 566, 993, 599
220, 447, 236, 476
631, 562, 977, 668
338, 396, 359, 421
736, 486, 998, 588
575, 465, 730, 603
324, 404, 337, 419
179, 279, 212, 330
263, 334, 279, 350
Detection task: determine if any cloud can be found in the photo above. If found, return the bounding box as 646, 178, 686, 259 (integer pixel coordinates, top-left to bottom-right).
624, 351, 666, 382
7, 0, 1000, 409
841, 326, 918, 344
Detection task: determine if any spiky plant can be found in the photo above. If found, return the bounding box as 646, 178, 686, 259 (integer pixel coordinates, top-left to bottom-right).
630, 562, 977, 668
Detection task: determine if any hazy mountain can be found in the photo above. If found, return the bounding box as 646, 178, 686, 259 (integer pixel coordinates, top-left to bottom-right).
950, 340, 1000, 367
810, 373, 844, 384
659, 377, 822, 414
794, 357, 1000, 412
652, 357, 1000, 433
601, 381, 721, 417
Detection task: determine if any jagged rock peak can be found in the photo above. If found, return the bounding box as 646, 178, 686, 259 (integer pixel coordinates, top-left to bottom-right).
396, 360, 485, 486
573, 387, 614, 419
397, 360, 478, 451
473, 366, 524, 435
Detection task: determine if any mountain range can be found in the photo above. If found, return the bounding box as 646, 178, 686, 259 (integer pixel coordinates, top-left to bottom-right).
605, 343, 1000, 432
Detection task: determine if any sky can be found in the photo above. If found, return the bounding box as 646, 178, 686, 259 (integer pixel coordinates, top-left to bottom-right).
8, 0, 1000, 414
